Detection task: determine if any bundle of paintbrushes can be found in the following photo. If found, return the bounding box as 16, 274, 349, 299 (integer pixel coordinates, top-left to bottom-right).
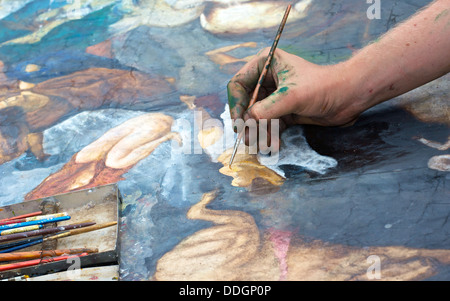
0, 210, 117, 273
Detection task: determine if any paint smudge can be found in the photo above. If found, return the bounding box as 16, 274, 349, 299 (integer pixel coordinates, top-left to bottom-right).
258, 125, 338, 177
200, 0, 313, 35
218, 146, 285, 187
86, 39, 113, 59
268, 228, 292, 281
278, 86, 289, 94
428, 154, 450, 172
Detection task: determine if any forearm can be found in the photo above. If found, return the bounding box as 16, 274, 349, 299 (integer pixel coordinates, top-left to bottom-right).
340, 0, 450, 114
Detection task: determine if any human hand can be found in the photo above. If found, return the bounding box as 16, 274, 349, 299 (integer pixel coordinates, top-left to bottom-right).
227, 48, 363, 151
227, 0, 450, 153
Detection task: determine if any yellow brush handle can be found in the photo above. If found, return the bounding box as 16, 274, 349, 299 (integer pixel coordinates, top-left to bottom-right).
1, 225, 41, 236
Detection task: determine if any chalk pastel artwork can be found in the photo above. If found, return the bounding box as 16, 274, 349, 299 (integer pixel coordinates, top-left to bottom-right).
0, 0, 448, 281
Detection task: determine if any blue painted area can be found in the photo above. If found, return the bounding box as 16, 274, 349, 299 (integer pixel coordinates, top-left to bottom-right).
0, 0, 448, 281
0, 4, 122, 65
0, 0, 66, 43
9, 50, 132, 83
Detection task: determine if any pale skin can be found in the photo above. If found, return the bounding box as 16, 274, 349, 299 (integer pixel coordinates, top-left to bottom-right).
227, 0, 450, 151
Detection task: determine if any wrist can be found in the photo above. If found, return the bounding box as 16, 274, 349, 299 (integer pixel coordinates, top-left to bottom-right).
339, 56, 379, 111
322, 60, 371, 125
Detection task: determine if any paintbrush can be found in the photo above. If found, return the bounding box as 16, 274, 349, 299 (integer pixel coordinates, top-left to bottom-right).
0, 211, 43, 223
0, 235, 56, 253
0, 221, 115, 253
0, 221, 95, 243
0, 252, 90, 272
229, 4, 292, 168
0, 248, 98, 262
0, 237, 43, 250
0, 212, 68, 226
0, 215, 71, 231
0, 225, 43, 236
47, 221, 118, 241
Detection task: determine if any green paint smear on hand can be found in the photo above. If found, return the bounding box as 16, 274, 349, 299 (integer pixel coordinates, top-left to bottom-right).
435, 9, 449, 22
271, 86, 289, 102
278, 86, 289, 94
277, 69, 291, 83
227, 85, 240, 110
228, 94, 239, 110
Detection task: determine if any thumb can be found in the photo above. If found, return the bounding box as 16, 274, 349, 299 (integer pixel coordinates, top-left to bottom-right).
244, 85, 297, 122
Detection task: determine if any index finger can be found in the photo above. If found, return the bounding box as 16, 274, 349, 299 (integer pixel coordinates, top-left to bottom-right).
227, 48, 272, 121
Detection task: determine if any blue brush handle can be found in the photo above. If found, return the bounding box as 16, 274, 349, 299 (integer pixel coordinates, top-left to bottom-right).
0, 238, 44, 253
0, 216, 71, 231
0, 237, 43, 250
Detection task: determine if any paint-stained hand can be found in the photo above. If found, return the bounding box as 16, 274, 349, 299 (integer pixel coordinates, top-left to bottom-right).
227, 48, 362, 150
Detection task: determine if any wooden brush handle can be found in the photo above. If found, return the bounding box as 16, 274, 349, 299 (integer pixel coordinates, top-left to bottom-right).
68, 221, 117, 236
0, 253, 89, 272
0, 248, 98, 262
248, 4, 291, 108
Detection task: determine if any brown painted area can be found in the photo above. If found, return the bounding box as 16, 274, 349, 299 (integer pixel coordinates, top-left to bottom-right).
0, 68, 174, 165
86, 39, 113, 58
154, 191, 450, 281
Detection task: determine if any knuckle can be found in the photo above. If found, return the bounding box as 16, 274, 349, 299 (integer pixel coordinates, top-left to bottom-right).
227, 79, 236, 89
258, 47, 271, 57
249, 105, 262, 121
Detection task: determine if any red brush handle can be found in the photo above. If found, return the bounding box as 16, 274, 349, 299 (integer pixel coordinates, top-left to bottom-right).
0, 211, 43, 223
0, 252, 89, 272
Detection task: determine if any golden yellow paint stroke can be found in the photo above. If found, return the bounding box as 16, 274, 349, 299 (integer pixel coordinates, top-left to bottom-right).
164, 77, 176, 84
198, 126, 223, 149
25, 64, 40, 73
191, 105, 224, 149
217, 146, 285, 187
0, 91, 49, 112
205, 42, 257, 66
26, 132, 49, 162
179, 96, 225, 156
179, 95, 196, 109
19, 81, 35, 90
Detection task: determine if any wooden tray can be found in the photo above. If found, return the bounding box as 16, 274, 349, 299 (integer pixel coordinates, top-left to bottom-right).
0, 183, 121, 280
